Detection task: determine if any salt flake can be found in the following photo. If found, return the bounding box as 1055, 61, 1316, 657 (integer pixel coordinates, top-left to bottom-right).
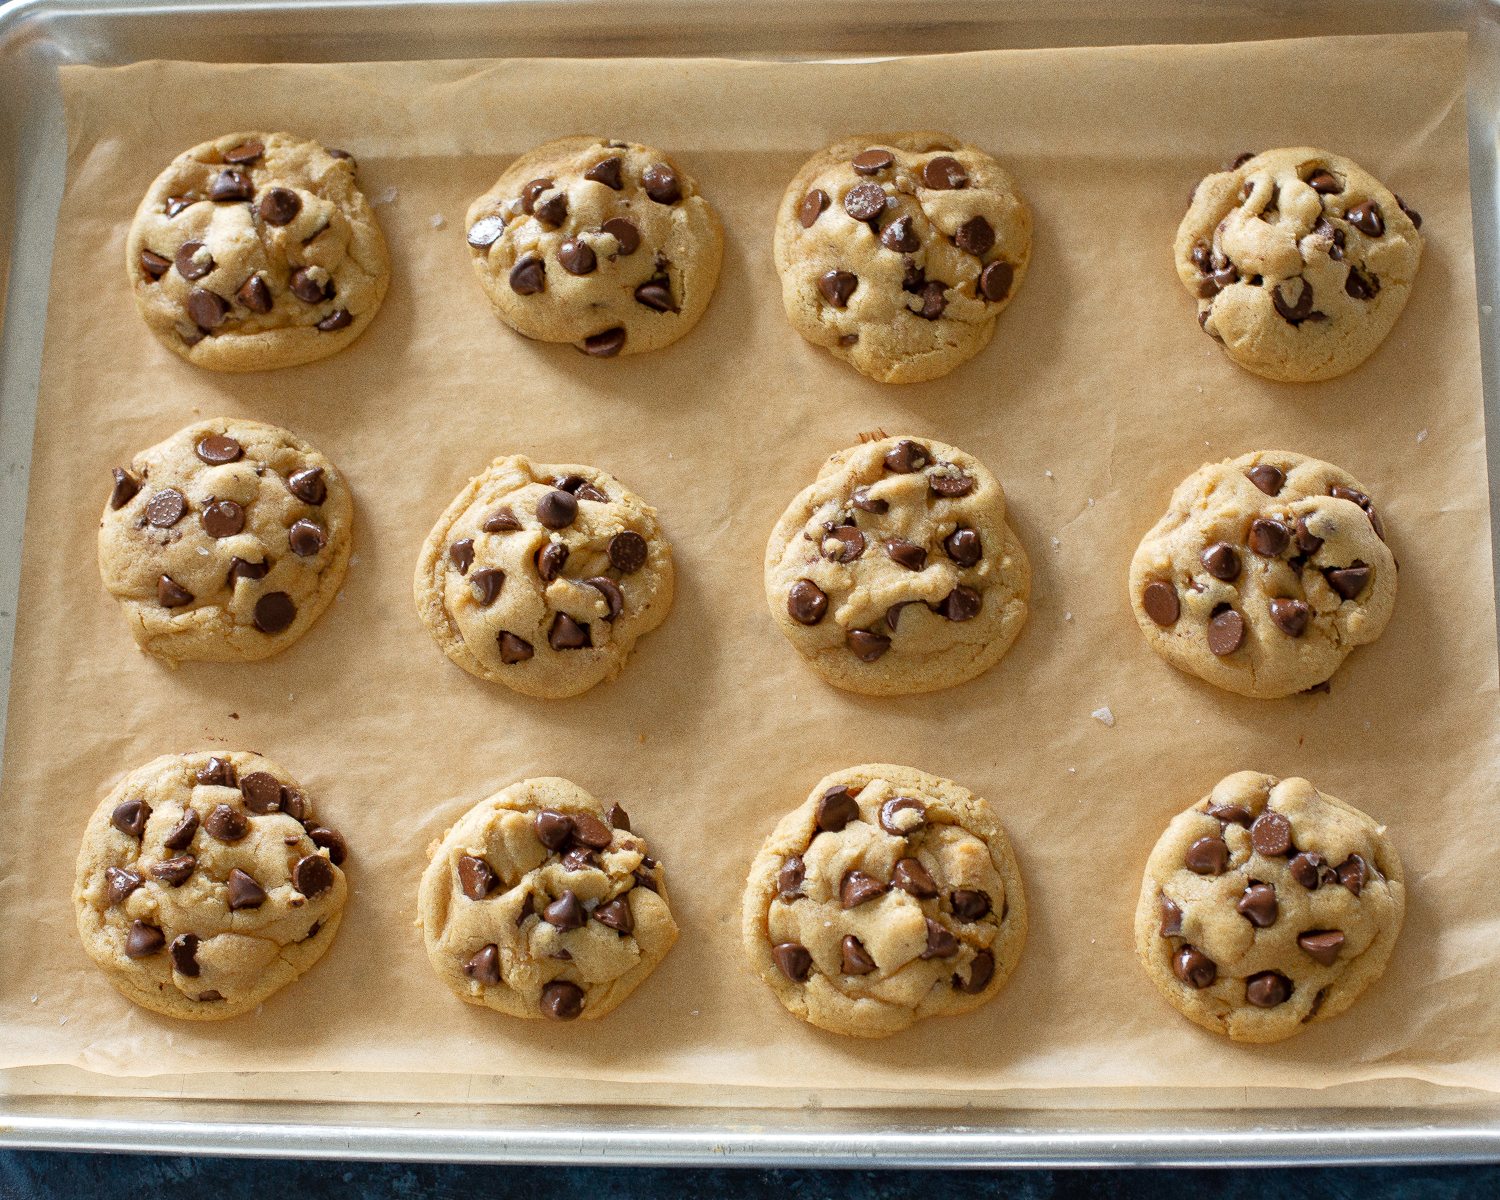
430, 213, 445, 228
372, 186, 398, 205
1092, 706, 1115, 727
1064, 612, 1072, 621
1417, 429, 1428, 443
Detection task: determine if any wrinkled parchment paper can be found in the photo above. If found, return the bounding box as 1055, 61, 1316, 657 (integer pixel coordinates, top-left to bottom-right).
3, 33, 1498, 1104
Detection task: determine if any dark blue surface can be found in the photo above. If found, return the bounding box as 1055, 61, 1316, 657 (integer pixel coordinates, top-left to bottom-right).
3, 1154, 1500, 1198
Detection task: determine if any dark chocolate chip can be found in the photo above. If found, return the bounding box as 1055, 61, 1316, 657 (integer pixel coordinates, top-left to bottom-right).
954, 215, 995, 256
893, 856, 939, 898
559, 238, 597, 276
1245, 970, 1292, 1008
1237, 883, 1279, 928
110, 468, 140, 510
169, 932, 201, 976
544, 889, 587, 930
466, 216, 506, 248
777, 856, 805, 900
817, 270, 858, 308
1159, 894, 1183, 936
836, 870, 883, 911
258, 187, 301, 226
509, 255, 545, 295
1298, 930, 1345, 966
843, 182, 886, 222
1289, 851, 1327, 889
289, 268, 330, 303
979, 260, 1013, 302
223, 140, 263, 164
536, 490, 578, 530
293, 853, 335, 898
816, 785, 860, 832
146, 488, 188, 528
1142, 581, 1180, 626
601, 217, 641, 255
316, 309, 352, 333
1336, 854, 1369, 896
607, 803, 630, 831
1307, 169, 1340, 194
470, 567, 505, 607
584, 156, 623, 190
607, 530, 649, 573
1345, 200, 1384, 237
287, 466, 327, 505
533, 191, 568, 227
883, 440, 929, 473
140, 249, 172, 280
484, 506, 522, 533
253, 592, 297, 634
157, 576, 194, 608
593, 897, 634, 934
583, 327, 627, 357
643, 163, 681, 204
1268, 597, 1309, 637
539, 980, 585, 1020
879, 215, 919, 253
537, 542, 568, 582
163, 808, 200, 850
165, 196, 195, 218
535, 810, 573, 850
634, 280, 678, 312
886, 601, 919, 632
226, 557, 269, 588
459, 855, 498, 901
772, 942, 813, 982
956, 949, 994, 994
228, 867, 268, 910
125, 920, 165, 958
1295, 516, 1324, 555
914, 280, 948, 320
920, 918, 960, 959
201, 498, 245, 538
1251, 811, 1293, 857
1270, 277, 1316, 324
583, 576, 625, 621
852, 148, 895, 174
548, 612, 591, 650
196, 757, 237, 788
306, 826, 346, 866
209, 167, 254, 202
204, 803, 250, 843
847, 629, 891, 661
572, 813, 613, 850
1186, 836, 1229, 875
852, 487, 887, 515
1201, 541, 1240, 580
841, 935, 877, 975
106, 866, 143, 905
787, 579, 827, 625
799, 189, 830, 228
1206, 805, 1254, 828
929, 470, 974, 500
233, 272, 272, 312
279, 788, 307, 823
464, 944, 503, 985
1248, 519, 1290, 557
111, 799, 152, 839
951, 890, 990, 922
1207, 608, 1244, 655
1172, 946, 1217, 989
879, 796, 926, 836
944, 527, 982, 568
1325, 563, 1371, 600
1395, 194, 1422, 230
884, 537, 926, 571
1345, 266, 1379, 301
922, 156, 968, 190
519, 178, 551, 214
561, 846, 596, 873
498, 631, 534, 663
150, 855, 196, 886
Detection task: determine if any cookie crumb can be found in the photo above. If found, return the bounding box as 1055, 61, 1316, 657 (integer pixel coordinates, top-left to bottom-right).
1051, 537, 1060, 550
1064, 612, 1072, 621
1417, 429, 1428, 443
59, 1016, 67, 1026
372, 185, 398, 205
30, 994, 37, 1003
1092, 706, 1115, 727
1044, 470, 1053, 478
1087, 498, 1094, 506
430, 213, 445, 228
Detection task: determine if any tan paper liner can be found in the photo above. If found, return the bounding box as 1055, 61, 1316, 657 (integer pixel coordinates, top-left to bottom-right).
3, 33, 1498, 1103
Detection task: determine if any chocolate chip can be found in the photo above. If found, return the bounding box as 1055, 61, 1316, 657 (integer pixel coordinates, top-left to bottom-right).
901, 257, 926, 292
163, 808, 200, 850
942, 586, 983, 622
1206, 805, 1254, 828
920, 918, 960, 959
144, 489, 187, 530
559, 238, 597, 276
136, 248, 172, 282
544, 890, 587, 930
840, 869, 885, 909
1236, 883, 1278, 928
570, 813, 613, 851
1159, 894, 1183, 936
197, 757, 237, 788
601, 217, 641, 255
455, 565, 502, 609
777, 856, 805, 900
1250, 811, 1293, 857
223, 140, 263, 164
484, 507, 522, 533
458, 855, 498, 901
585, 156, 623, 190
225, 557, 269, 589
227, 868, 268, 911
883, 537, 926, 571
1336, 854, 1369, 896
1264, 597, 1309, 638
109, 468, 140, 510
834, 935, 877, 976
188, 286, 233, 333
536, 542, 568, 582
955, 215, 995, 256
165, 196, 195, 218
584, 897, 632, 935
1246, 971, 1292, 1007
852, 149, 895, 175
979, 260, 1014, 302
606, 804, 630, 831
538, 980, 585, 1021
787, 579, 828, 625
466, 216, 506, 248
288, 267, 329, 304
326, 148, 355, 164
893, 856, 939, 898
517, 178, 551, 214
602, 530, 648, 574
1207, 608, 1244, 655
465, 944, 503, 985
1306, 168, 1340, 194
817, 270, 858, 308
922, 156, 968, 190
883, 440, 929, 473
1200, 542, 1240, 581
879, 796, 926, 836
1295, 517, 1324, 556
280, 788, 307, 823
956, 949, 994, 994
561, 846, 597, 873
157, 575, 194, 608
316, 307, 353, 332
293, 854, 335, 898
1345, 200, 1384, 237
306, 826, 346, 866
535, 490, 578, 531
799, 189, 829, 228
847, 629, 891, 661
499, 256, 545, 300
124, 920, 165, 959
1186, 836, 1228, 875
1172, 946, 1217, 989
287, 466, 326, 506
533, 191, 568, 227
581, 576, 624, 621
253, 592, 297, 634
951, 890, 990, 922
150, 855, 195, 886
879, 215, 919, 253
886, 602, 919, 631
1287, 852, 1326, 890
498, 632, 534, 663
1248, 519, 1290, 557
535, 810, 573, 850
583, 327, 627, 357
944, 527, 982, 568
1325, 563, 1371, 601
548, 612, 591, 650
914, 280, 948, 320
843, 182, 886, 222
1395, 194, 1422, 229
815, 785, 860, 832
555, 473, 605, 500
772, 942, 813, 982
851, 487, 887, 514
634, 280, 678, 312
209, 167, 254, 202
643, 163, 681, 204
167, 932, 201, 976
204, 804, 249, 843
106, 866, 143, 905
254, 188, 301, 228
198, 498, 243, 539
1142, 581, 1180, 626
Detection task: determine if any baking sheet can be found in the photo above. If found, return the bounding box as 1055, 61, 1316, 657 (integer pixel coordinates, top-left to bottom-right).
2, 32, 1497, 1100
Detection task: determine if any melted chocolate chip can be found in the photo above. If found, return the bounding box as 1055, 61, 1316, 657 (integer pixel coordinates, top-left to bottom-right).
1201, 542, 1241, 581
498, 631, 534, 663
1247, 519, 1290, 557
1245, 971, 1292, 1007
584, 156, 624, 190
979, 261, 1014, 302
956, 949, 994, 994
169, 932, 201, 976
607, 804, 630, 831
536, 490, 579, 530
163, 808, 200, 850
466, 216, 505, 248
465, 944, 503, 985
787, 579, 828, 625
799, 189, 829, 228
1288, 851, 1328, 889
919, 918, 960, 959
534, 810, 573, 850
201, 499, 245, 538
1325, 563, 1371, 600
772, 942, 813, 982
146, 488, 187, 527
484, 507, 522, 533
879, 215, 920, 253
292, 853, 335, 898
914, 280, 948, 320
233, 273, 272, 312
109, 468, 140, 510
253, 592, 297, 634
816, 785, 860, 832
287, 466, 327, 505
228, 868, 268, 910
176, 241, 214, 281
548, 612, 591, 650
1250, 811, 1293, 857
533, 191, 568, 227
893, 857, 939, 898
459, 855, 498, 901
922, 156, 968, 189
1237, 883, 1279, 928
1207, 805, 1254, 828
150, 854, 196, 886
1245, 466, 1285, 498
1160, 894, 1183, 936
258, 187, 301, 226
1142, 581, 1180, 626
634, 280, 678, 312
884, 537, 926, 571
536, 542, 568, 582
841, 935, 877, 975
289, 268, 331, 304
843, 182, 886, 222
601, 217, 640, 255
606, 530, 648, 574
852, 487, 888, 515
544, 890, 587, 930
1172, 946, 1217, 989
1306, 168, 1341, 194
539, 980, 586, 1021
1336, 854, 1369, 896
883, 440, 929, 473
777, 856, 805, 900
879, 796, 926, 836
509, 256, 545, 295
1345, 200, 1384, 237
157, 576, 194, 608
197, 757, 237, 788
106, 866, 143, 905
840, 869, 886, 909
140, 248, 172, 280
226, 557, 269, 588
817, 270, 858, 308
1185, 836, 1229, 875
125, 920, 165, 959
204, 803, 249, 843
583, 327, 627, 357
954, 215, 995, 256
847, 629, 891, 661
1295, 516, 1324, 555
111, 798, 151, 838
1207, 608, 1244, 656
1269, 597, 1309, 637
643, 163, 681, 204
1345, 267, 1379, 301
852, 148, 895, 174
951, 890, 990, 922
593, 897, 634, 934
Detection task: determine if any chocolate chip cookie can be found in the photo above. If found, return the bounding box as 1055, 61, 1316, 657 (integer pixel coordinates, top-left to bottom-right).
97, 419, 353, 665
1129, 450, 1396, 698
773, 132, 1031, 383
414, 454, 674, 699
465, 136, 723, 357
764, 436, 1029, 696
418, 778, 676, 1022
127, 132, 389, 371
1135, 771, 1404, 1043
1177, 148, 1423, 382
73, 751, 348, 1020
742, 764, 1026, 1039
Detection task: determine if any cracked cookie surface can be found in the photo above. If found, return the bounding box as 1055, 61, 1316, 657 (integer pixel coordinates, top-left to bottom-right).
1176, 147, 1422, 382
742, 764, 1026, 1039
414, 454, 674, 699
1135, 771, 1404, 1043
773, 132, 1031, 384
127, 132, 389, 371
764, 435, 1029, 696
73, 751, 348, 1020
97, 418, 353, 665
465, 136, 723, 357
418, 778, 677, 1022
1129, 450, 1396, 699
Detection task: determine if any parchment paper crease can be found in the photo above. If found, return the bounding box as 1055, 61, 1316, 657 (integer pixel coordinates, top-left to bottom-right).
3, 32, 1498, 1101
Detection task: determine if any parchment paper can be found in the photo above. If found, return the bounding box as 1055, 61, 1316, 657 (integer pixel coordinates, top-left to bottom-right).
3, 32, 1498, 1101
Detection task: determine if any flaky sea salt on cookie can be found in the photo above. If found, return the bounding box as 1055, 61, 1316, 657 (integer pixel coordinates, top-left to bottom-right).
127, 132, 389, 371
1135, 771, 1404, 1043
742, 764, 1027, 1039
418, 778, 676, 1022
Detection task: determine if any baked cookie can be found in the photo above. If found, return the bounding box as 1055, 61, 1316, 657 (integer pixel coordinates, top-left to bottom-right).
465, 136, 723, 357
73, 751, 348, 1020
127, 132, 389, 371
772, 132, 1031, 384
1129, 450, 1396, 698
1135, 771, 1404, 1043
414, 454, 673, 699
98, 419, 353, 665
1177, 148, 1423, 382
742, 764, 1026, 1039
764, 435, 1029, 696
418, 778, 676, 1022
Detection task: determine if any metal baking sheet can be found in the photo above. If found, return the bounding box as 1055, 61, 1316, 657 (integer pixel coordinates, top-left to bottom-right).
4, 0, 1500, 1166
